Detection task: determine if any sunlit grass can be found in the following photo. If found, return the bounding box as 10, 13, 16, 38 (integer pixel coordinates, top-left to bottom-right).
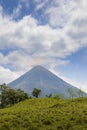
0, 97, 87, 130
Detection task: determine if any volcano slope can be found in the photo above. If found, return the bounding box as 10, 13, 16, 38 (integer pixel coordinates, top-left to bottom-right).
8, 65, 86, 98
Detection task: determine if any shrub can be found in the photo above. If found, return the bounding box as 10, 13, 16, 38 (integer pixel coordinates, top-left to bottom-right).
54, 94, 62, 100
43, 118, 52, 125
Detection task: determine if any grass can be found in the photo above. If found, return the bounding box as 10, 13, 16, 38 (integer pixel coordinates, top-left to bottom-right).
0, 97, 87, 130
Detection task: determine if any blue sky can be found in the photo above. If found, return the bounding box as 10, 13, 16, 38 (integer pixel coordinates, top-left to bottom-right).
0, 0, 87, 92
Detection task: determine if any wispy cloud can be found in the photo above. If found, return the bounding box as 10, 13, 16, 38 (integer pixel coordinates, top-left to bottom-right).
12, 4, 22, 18
19, 0, 30, 8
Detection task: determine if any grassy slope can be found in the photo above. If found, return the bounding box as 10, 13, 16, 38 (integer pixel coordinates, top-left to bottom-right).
0, 98, 87, 130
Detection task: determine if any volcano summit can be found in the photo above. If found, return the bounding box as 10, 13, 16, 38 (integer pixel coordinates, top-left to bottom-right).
8, 65, 84, 98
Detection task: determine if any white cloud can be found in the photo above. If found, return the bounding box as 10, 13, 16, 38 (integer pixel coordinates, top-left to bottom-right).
35, 0, 49, 11
0, 66, 19, 84
1, 0, 87, 60
44, 0, 71, 27
0, 10, 86, 60
35, 2, 45, 11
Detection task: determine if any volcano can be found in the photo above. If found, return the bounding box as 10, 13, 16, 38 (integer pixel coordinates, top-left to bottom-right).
8, 65, 85, 98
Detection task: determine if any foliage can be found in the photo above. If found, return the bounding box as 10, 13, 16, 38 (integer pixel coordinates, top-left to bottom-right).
77, 88, 84, 98
53, 93, 62, 100
0, 83, 28, 108
68, 88, 76, 100
0, 83, 8, 90
0, 97, 87, 130
32, 88, 41, 98
46, 93, 52, 98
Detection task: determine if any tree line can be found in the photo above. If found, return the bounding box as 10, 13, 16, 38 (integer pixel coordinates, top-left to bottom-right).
0, 84, 43, 108
0, 83, 86, 108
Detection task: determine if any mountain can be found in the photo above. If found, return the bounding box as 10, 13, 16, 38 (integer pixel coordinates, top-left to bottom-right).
8, 65, 86, 98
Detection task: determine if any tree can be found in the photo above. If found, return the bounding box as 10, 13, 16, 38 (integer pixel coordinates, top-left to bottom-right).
46, 93, 52, 98
0, 84, 29, 108
0, 83, 9, 91
68, 88, 76, 100
77, 88, 84, 98
32, 88, 41, 98
15, 89, 29, 102
54, 93, 62, 100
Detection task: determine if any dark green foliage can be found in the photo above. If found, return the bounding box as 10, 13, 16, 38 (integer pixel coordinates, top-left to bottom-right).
32, 88, 41, 98
43, 118, 52, 125
0, 83, 8, 90
0, 83, 28, 108
46, 93, 52, 98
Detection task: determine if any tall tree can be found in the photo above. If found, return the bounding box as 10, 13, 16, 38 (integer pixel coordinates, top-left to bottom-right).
32, 88, 41, 98
0, 83, 8, 91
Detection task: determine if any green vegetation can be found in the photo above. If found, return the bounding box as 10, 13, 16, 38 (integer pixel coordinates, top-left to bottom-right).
68, 88, 76, 100
0, 83, 29, 108
32, 88, 41, 98
46, 93, 53, 98
53, 93, 62, 100
77, 88, 85, 98
0, 97, 87, 130
0, 84, 87, 129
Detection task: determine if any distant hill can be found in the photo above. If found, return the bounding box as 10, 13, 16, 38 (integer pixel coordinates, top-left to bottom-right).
8, 65, 86, 98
